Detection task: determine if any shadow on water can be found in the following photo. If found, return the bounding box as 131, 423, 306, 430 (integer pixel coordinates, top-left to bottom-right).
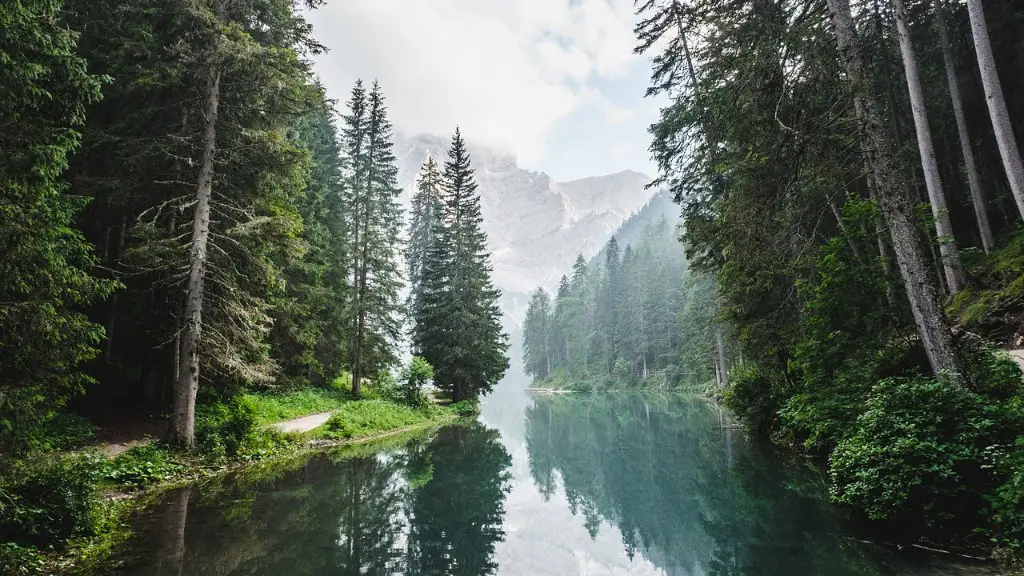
114, 422, 512, 576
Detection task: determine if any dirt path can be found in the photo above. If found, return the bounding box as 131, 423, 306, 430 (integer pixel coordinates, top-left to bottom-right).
1010, 349, 1024, 372
273, 412, 334, 434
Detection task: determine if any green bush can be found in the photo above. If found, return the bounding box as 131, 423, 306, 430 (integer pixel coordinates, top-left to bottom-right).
195, 398, 258, 459
0, 543, 47, 575
235, 428, 296, 462
829, 376, 1024, 537
723, 365, 786, 437
0, 453, 104, 549
101, 445, 184, 491
399, 357, 434, 407
448, 399, 480, 417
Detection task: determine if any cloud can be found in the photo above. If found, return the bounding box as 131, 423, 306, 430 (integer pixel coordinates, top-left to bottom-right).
304, 0, 640, 164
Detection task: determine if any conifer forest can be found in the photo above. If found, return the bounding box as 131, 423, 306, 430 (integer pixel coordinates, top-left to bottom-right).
3, 0, 1024, 573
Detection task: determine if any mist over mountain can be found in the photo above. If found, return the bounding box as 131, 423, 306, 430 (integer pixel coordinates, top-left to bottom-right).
394, 132, 657, 320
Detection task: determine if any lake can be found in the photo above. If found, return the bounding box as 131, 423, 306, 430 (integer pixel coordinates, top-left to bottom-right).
112, 366, 996, 575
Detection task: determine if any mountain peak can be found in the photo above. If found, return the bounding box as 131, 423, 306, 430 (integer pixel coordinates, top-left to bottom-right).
394, 132, 658, 318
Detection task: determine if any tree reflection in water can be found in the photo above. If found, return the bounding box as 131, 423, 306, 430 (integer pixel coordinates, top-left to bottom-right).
116, 422, 511, 576
524, 393, 913, 576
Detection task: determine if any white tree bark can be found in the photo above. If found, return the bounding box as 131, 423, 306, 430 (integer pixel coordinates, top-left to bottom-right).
933, 0, 994, 253
171, 69, 221, 450
892, 0, 964, 294
714, 325, 728, 388
825, 0, 961, 380
966, 0, 1024, 220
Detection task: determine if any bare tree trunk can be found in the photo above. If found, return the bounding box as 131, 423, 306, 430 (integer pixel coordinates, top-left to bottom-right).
825, 0, 961, 379
892, 0, 964, 294
170, 69, 221, 450
714, 325, 728, 388
933, 0, 994, 253
965, 0, 1024, 220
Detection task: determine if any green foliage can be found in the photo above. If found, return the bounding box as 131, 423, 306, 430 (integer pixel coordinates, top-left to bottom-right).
195, 399, 258, 460
32, 412, 98, 453
101, 445, 184, 491
412, 129, 509, 402
0, 453, 104, 549
948, 229, 1024, 334
321, 400, 429, 440
0, 0, 118, 456
722, 365, 787, 437
398, 357, 434, 408
829, 375, 1024, 537
448, 399, 480, 417
522, 217, 710, 391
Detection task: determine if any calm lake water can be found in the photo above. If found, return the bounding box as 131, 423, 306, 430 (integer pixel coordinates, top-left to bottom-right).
113, 366, 997, 575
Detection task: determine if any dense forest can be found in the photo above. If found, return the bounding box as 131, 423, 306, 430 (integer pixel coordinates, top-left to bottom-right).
523, 0, 1024, 559
1, 0, 507, 568
624, 0, 1023, 560
522, 215, 722, 389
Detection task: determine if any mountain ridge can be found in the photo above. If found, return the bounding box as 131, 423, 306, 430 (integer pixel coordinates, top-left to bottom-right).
394, 132, 657, 319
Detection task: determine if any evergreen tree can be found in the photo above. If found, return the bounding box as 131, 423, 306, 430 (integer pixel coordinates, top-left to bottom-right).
414, 129, 509, 402
342, 80, 405, 396
522, 288, 553, 379
0, 0, 117, 453
271, 104, 350, 386
406, 154, 444, 352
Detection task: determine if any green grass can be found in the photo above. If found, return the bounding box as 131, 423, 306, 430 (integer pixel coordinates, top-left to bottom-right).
317, 400, 444, 440
241, 388, 352, 425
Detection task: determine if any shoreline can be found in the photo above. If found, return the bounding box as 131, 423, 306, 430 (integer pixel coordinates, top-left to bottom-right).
41, 409, 466, 576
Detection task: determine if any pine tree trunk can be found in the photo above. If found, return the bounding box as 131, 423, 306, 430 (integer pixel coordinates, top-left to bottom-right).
170, 69, 220, 450
825, 0, 961, 379
892, 0, 964, 294
965, 0, 1024, 220
714, 325, 728, 388
933, 0, 994, 253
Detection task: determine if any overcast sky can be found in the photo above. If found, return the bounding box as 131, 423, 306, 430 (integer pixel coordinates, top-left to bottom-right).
304, 0, 664, 182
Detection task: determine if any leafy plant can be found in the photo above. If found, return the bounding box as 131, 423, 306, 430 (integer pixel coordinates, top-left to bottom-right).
0, 453, 104, 549
829, 375, 1024, 537
101, 445, 184, 491
195, 398, 258, 460
398, 356, 434, 407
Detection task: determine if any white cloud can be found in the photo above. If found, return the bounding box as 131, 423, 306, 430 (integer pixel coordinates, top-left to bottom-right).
304, 0, 640, 165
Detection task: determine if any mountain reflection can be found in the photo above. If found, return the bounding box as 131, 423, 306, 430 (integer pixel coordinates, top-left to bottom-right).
116, 422, 511, 576
524, 393, 900, 576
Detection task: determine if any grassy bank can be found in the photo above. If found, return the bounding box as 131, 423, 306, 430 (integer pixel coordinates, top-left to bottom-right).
0, 392, 475, 576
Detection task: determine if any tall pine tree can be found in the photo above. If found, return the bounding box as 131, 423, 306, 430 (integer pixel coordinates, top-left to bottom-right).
414, 129, 509, 402
0, 0, 117, 453
342, 80, 404, 396
406, 153, 444, 352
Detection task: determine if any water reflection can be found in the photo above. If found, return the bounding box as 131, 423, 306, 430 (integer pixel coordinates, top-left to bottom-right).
523, 393, 988, 576
117, 422, 511, 576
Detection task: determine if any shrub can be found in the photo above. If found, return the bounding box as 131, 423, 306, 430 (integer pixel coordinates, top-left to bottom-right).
448, 399, 480, 417
101, 445, 184, 491
723, 365, 786, 437
195, 398, 257, 459
0, 453, 104, 549
828, 376, 1024, 537
398, 357, 434, 407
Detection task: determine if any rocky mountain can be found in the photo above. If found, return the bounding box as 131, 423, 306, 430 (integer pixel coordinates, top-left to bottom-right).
394, 132, 657, 319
